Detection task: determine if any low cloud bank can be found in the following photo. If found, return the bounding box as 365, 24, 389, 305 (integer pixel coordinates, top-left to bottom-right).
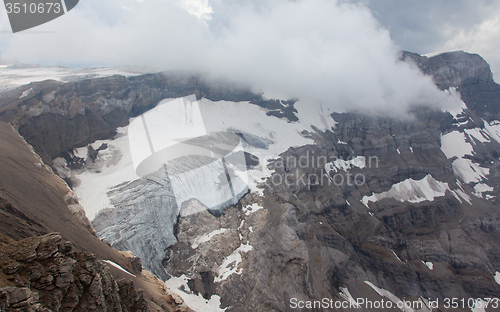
0, 0, 463, 116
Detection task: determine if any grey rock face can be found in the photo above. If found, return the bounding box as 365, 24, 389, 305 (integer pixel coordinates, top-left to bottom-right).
402, 50, 493, 90
402, 50, 500, 118
0, 233, 149, 312
164, 109, 500, 311
160, 52, 500, 310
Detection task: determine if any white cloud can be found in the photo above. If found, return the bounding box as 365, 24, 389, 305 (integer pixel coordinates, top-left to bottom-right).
442, 15, 500, 80
0, 0, 462, 117
180, 0, 213, 20
345, 0, 500, 83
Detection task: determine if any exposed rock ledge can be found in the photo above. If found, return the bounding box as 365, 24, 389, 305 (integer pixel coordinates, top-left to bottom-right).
0, 233, 188, 312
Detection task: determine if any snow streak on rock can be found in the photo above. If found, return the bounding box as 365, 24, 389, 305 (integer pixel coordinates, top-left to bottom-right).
164, 274, 226, 312
440, 130, 490, 184
214, 243, 253, 283
361, 175, 453, 207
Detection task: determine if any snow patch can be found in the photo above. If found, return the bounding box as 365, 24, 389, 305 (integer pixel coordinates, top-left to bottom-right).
392, 250, 403, 262
473, 183, 494, 199
483, 119, 500, 144
451, 158, 489, 184
165, 274, 226, 312
423, 51, 449, 58
73, 147, 88, 160
102, 260, 136, 277
243, 203, 263, 215
324, 156, 366, 178
52, 157, 71, 179
364, 281, 420, 312
214, 243, 253, 282
440, 130, 490, 184
72, 126, 141, 220
422, 261, 433, 270
396, 148, 401, 155
294, 100, 337, 132
440, 131, 473, 159
19, 87, 33, 99
409, 147, 413, 153
495, 271, 500, 285
339, 287, 360, 308
464, 128, 490, 144
191, 229, 228, 249
450, 189, 472, 204
442, 88, 467, 121
470, 299, 487, 312
361, 175, 451, 207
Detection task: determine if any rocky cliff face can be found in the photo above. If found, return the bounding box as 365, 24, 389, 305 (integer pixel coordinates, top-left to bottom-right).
160, 53, 500, 311
403, 51, 500, 118
0, 120, 188, 312
0, 233, 148, 312
164, 110, 500, 311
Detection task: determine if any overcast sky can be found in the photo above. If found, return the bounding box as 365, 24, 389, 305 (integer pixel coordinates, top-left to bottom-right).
0, 0, 496, 115
349, 0, 500, 78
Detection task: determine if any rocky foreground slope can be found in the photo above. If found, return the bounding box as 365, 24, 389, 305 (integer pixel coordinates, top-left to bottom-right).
0, 120, 187, 311
1, 51, 500, 311
0, 233, 149, 311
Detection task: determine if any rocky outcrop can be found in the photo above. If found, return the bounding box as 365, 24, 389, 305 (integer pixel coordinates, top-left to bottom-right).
0, 233, 148, 312
0, 121, 188, 312
402, 51, 494, 89
402, 50, 500, 119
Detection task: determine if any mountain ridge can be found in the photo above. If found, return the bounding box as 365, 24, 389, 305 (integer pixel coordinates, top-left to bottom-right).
1, 50, 500, 311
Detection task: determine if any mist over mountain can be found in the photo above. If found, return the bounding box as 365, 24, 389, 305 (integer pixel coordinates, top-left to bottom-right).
0, 49, 500, 311
1, 1, 500, 311
0, 0, 470, 117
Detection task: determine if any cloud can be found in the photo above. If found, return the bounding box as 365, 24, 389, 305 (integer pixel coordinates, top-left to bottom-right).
346, 0, 500, 80
442, 16, 500, 81
0, 0, 462, 117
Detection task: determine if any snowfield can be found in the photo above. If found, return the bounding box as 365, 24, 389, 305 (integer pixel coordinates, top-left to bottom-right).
62, 95, 336, 220
0, 64, 157, 93
361, 174, 464, 207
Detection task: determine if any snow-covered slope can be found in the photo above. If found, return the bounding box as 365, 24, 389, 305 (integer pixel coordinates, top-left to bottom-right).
0, 64, 157, 93
59, 96, 327, 221
361, 174, 468, 207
